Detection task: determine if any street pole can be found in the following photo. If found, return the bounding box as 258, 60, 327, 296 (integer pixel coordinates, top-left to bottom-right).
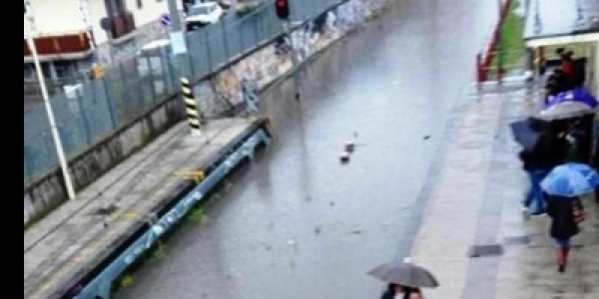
496, 0, 504, 82
25, 5, 76, 200
167, 0, 204, 137
77, 0, 96, 52
282, 21, 301, 101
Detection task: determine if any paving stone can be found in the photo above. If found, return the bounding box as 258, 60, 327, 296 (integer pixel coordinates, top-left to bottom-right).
409, 83, 598, 298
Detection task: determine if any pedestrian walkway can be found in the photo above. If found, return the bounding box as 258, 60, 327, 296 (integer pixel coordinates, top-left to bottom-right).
409, 82, 599, 299
23, 117, 267, 299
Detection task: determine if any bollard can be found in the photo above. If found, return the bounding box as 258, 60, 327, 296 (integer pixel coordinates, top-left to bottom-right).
180, 77, 203, 137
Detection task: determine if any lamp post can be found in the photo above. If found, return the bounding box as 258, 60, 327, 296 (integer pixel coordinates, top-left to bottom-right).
24, 1, 76, 200
77, 0, 97, 51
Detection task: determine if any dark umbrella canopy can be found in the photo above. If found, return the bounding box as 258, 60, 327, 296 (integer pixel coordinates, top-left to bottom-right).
510, 117, 549, 151
368, 261, 439, 289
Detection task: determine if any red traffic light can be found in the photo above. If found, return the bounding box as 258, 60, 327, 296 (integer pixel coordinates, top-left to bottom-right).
275, 0, 289, 20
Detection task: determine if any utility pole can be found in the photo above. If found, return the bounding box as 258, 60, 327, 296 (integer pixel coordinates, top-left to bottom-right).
275, 0, 301, 101
77, 0, 96, 52
25, 1, 76, 200
167, 0, 204, 136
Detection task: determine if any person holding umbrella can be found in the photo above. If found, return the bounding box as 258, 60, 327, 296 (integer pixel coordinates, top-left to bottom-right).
380, 283, 423, 299
540, 160, 598, 272
517, 125, 569, 215
369, 258, 438, 299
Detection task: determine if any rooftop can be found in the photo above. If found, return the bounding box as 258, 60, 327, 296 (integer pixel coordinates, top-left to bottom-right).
524, 0, 599, 46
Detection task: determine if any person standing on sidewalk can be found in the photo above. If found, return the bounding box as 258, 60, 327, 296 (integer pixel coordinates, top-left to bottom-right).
380, 283, 424, 299
545, 193, 584, 273
559, 50, 577, 89
519, 129, 568, 215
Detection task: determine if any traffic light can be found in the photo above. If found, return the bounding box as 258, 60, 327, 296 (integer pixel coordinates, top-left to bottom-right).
274, 0, 289, 20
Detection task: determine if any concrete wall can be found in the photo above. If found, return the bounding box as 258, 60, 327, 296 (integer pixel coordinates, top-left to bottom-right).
24, 0, 390, 227
24, 98, 184, 226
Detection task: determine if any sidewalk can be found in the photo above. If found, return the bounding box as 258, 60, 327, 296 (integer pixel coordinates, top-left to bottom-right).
24, 117, 267, 299
409, 82, 599, 299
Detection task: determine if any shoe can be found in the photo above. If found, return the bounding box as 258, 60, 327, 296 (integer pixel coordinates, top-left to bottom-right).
529, 212, 547, 218
558, 264, 566, 273
520, 202, 529, 212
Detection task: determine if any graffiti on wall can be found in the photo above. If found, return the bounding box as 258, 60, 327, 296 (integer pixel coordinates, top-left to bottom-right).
209, 0, 388, 111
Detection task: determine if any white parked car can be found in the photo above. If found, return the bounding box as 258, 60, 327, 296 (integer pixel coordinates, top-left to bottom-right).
184, 2, 224, 31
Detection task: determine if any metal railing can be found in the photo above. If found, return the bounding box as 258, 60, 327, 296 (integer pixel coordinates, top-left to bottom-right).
24, 0, 343, 185
476, 49, 528, 82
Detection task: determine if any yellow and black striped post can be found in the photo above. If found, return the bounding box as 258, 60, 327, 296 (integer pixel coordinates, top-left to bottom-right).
180, 77, 203, 137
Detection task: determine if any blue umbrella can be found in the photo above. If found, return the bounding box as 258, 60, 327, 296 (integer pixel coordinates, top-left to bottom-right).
541, 162, 599, 198
545, 89, 598, 109
567, 162, 599, 187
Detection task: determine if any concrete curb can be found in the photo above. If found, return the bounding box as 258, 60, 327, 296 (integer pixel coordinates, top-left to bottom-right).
54, 118, 271, 299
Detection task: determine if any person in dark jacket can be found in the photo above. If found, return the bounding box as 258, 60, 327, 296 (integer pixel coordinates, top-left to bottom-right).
545, 194, 583, 273
573, 57, 587, 87
519, 129, 569, 215
380, 283, 423, 299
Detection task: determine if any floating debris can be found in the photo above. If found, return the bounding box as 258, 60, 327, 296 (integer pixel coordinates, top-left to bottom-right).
345, 141, 355, 152
423, 135, 431, 140
314, 226, 321, 235
340, 151, 351, 163
352, 229, 363, 235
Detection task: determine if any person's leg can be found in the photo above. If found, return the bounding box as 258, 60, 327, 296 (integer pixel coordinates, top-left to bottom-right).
554, 238, 570, 273
529, 170, 547, 215
523, 170, 534, 208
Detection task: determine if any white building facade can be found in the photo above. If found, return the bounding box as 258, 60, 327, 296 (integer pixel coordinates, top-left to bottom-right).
23, 0, 175, 44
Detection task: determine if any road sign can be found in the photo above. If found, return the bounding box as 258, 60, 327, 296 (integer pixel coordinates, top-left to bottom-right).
159, 13, 171, 27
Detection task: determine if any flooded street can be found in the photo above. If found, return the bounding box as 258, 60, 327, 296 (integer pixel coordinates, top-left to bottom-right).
117, 0, 500, 298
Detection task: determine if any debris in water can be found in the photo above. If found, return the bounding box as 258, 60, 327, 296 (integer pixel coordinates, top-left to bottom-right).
345, 141, 355, 152
352, 229, 363, 235
330, 201, 336, 207
314, 226, 321, 235
340, 151, 350, 163
423, 135, 431, 140
265, 245, 272, 251
287, 239, 296, 246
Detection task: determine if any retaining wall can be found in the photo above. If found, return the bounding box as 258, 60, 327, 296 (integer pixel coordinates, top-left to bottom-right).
24, 0, 390, 227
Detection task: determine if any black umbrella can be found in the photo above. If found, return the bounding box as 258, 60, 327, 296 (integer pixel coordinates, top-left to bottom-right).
509, 117, 549, 151
368, 260, 439, 289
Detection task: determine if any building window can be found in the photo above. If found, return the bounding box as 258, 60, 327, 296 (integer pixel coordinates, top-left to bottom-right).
137, 0, 143, 9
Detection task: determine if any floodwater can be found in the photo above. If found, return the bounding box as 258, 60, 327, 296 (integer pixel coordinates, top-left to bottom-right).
117, 0, 499, 298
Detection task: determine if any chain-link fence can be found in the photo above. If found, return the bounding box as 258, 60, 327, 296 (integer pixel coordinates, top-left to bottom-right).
24, 0, 345, 185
